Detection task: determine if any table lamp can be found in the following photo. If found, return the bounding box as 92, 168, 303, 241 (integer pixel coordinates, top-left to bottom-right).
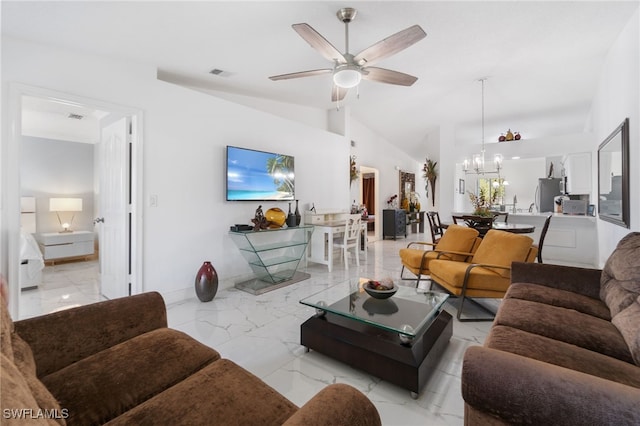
49, 197, 83, 233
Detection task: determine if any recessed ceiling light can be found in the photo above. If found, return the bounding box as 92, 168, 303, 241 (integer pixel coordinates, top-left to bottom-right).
511, 156, 521, 160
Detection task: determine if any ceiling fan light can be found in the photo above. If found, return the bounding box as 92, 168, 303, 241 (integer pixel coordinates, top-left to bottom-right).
333, 68, 361, 88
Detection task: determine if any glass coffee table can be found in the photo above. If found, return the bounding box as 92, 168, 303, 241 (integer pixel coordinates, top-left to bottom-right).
299, 278, 452, 398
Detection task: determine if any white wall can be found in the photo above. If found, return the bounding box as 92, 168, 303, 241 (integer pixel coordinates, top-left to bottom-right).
1, 36, 417, 308
587, 8, 640, 265
21, 136, 95, 233
349, 117, 422, 213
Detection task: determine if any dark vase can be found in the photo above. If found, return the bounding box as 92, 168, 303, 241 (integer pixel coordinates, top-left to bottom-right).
195, 261, 218, 302
294, 200, 301, 226
286, 202, 297, 227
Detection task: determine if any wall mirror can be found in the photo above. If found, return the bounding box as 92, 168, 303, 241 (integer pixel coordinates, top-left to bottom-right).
399, 171, 415, 205
598, 117, 629, 228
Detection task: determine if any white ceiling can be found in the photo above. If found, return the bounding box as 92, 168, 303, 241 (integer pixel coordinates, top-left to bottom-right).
3, 1, 638, 157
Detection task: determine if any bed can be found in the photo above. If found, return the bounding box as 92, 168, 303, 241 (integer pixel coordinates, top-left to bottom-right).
20, 196, 44, 290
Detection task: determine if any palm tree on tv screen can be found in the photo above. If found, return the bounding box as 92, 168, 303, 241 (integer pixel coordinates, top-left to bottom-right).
266, 155, 294, 194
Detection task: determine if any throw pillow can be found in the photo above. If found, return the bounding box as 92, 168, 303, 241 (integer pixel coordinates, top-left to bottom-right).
600, 232, 640, 317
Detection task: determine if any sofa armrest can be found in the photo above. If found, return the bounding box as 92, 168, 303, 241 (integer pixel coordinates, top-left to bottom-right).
15, 292, 167, 378
511, 262, 602, 299
462, 346, 640, 425
282, 383, 381, 426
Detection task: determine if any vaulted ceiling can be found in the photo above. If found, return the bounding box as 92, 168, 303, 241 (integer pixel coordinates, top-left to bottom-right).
3, 1, 638, 158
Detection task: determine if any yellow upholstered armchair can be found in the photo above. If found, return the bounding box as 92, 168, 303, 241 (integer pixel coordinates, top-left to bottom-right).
399, 224, 481, 287
428, 229, 538, 321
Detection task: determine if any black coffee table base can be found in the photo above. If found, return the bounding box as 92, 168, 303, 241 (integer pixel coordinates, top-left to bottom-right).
300, 308, 453, 398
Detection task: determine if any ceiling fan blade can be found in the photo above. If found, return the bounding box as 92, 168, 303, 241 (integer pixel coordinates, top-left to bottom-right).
354, 25, 426, 66
269, 69, 332, 81
362, 67, 418, 86
292, 23, 347, 64
331, 85, 348, 102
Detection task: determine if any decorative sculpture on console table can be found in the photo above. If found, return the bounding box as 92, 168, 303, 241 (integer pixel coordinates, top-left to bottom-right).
251, 205, 270, 231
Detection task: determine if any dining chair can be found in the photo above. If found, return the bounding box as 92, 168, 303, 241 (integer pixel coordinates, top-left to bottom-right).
451, 215, 465, 225
454, 215, 494, 237
426, 211, 445, 244
493, 212, 509, 223
333, 215, 362, 270
535, 214, 552, 263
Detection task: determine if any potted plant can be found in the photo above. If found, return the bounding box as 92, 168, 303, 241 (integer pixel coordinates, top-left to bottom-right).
468, 187, 497, 217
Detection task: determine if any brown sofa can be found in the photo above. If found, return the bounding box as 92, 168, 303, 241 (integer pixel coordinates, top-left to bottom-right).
461, 232, 640, 425
1, 291, 381, 425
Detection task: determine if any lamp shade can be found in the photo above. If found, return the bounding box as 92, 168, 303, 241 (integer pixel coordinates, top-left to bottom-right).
333, 67, 362, 89
49, 198, 83, 212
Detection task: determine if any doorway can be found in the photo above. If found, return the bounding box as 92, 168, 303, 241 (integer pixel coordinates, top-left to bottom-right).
360, 166, 380, 241
7, 83, 144, 318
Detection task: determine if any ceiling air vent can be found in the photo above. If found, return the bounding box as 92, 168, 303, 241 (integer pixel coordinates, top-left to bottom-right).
209, 68, 225, 76
67, 113, 84, 120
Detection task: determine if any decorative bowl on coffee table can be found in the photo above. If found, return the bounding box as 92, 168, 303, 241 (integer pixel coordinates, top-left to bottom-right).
364, 280, 398, 299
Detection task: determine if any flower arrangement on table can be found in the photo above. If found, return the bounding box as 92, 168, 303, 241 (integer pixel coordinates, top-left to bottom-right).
408, 191, 421, 211
468, 186, 497, 217
387, 194, 398, 209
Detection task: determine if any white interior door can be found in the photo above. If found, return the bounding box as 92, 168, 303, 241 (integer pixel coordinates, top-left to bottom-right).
98, 117, 130, 299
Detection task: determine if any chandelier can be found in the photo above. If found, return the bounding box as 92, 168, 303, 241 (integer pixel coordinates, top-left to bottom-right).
463, 78, 503, 175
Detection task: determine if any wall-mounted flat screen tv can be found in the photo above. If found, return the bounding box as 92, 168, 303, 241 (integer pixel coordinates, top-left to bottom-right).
226, 145, 295, 201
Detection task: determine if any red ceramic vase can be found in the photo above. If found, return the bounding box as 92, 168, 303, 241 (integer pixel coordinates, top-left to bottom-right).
195, 261, 218, 302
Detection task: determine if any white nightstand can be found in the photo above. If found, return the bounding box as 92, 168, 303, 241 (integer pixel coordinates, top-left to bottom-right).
37, 231, 95, 263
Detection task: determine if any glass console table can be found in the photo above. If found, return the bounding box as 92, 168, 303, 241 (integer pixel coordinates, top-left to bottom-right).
229, 225, 314, 295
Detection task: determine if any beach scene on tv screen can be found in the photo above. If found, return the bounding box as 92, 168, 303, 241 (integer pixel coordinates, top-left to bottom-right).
227, 147, 295, 200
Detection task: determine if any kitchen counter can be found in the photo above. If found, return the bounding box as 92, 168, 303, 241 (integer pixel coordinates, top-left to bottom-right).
449, 212, 597, 267
504, 213, 597, 267
509, 212, 596, 221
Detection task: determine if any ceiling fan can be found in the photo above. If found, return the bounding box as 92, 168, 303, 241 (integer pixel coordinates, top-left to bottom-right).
269, 7, 427, 102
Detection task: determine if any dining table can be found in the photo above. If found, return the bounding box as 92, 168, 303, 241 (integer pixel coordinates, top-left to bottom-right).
306, 219, 369, 272
448, 214, 535, 236
491, 222, 536, 234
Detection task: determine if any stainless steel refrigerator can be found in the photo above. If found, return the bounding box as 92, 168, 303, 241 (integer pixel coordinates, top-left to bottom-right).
536, 178, 563, 213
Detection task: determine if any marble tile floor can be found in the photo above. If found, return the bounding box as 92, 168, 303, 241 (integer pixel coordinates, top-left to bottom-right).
19, 234, 496, 425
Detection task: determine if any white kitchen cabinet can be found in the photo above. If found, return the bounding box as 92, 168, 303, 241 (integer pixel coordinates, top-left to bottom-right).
564, 152, 591, 195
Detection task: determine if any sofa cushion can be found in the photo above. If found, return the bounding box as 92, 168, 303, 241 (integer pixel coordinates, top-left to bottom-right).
1, 294, 66, 425
1, 293, 15, 360
506, 282, 611, 320
600, 232, 640, 317
495, 298, 634, 363
612, 295, 640, 366
105, 359, 299, 426
41, 328, 220, 425
471, 230, 533, 278
1, 353, 64, 426
430, 259, 509, 297
486, 325, 640, 388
